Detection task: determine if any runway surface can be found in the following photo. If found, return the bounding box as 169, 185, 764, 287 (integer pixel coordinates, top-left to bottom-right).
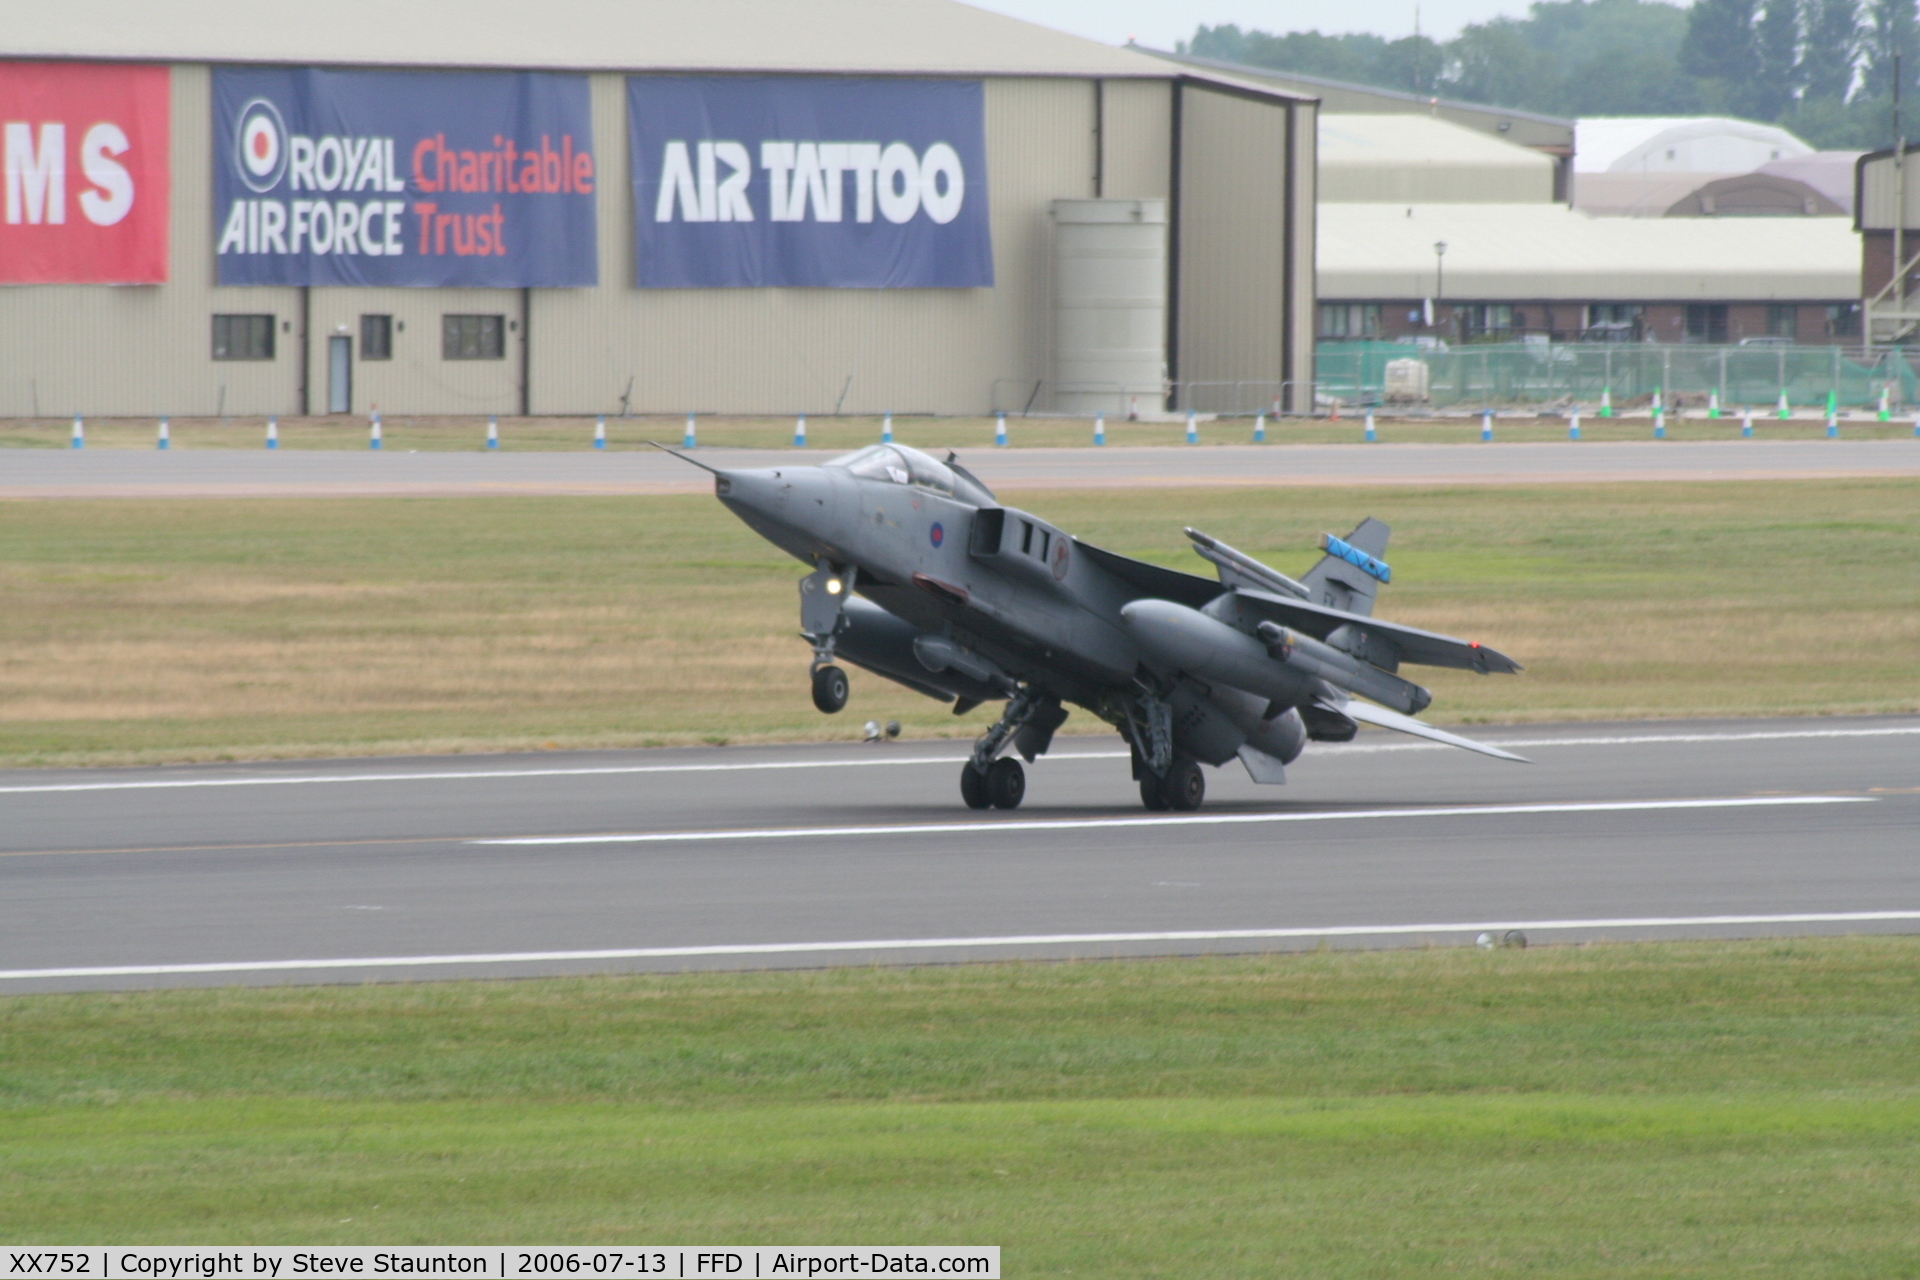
3, 439, 1917, 498
2, 716, 1916, 992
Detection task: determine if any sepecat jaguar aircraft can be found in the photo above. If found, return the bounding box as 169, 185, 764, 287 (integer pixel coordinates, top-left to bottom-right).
667, 440, 1525, 812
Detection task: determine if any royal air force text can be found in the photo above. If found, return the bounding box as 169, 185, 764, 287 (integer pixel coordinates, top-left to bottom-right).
219, 133, 590, 259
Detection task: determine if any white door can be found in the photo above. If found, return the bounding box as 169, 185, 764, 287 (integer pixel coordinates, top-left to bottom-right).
328, 335, 352, 414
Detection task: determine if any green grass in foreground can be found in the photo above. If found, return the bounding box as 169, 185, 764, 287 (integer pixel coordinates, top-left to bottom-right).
3, 938, 1919, 1272
1, 479, 1916, 764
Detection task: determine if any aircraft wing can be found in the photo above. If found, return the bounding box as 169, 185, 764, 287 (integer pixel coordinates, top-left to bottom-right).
1073, 539, 1223, 609
1234, 588, 1522, 674
1322, 695, 1530, 762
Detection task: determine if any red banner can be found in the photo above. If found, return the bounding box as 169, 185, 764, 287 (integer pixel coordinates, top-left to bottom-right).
0, 62, 169, 283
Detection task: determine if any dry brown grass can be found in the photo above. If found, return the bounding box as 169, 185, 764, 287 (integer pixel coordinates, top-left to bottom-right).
0, 479, 1915, 765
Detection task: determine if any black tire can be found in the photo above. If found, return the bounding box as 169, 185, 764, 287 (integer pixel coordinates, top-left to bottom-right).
1139, 771, 1172, 811
1165, 758, 1205, 811
987, 757, 1026, 810
811, 664, 849, 714
960, 762, 991, 810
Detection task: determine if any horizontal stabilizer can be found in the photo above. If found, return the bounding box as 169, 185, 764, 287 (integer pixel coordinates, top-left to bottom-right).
1323, 697, 1530, 762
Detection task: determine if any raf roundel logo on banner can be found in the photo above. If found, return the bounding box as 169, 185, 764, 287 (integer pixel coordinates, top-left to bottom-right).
235, 98, 289, 194
930, 522, 945, 548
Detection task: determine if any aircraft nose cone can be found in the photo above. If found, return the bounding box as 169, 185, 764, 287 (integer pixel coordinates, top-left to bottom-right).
715, 465, 841, 560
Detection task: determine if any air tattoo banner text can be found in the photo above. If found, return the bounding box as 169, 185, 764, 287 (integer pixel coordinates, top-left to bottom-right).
628, 77, 992, 288
2, 1249, 997, 1279
213, 67, 596, 287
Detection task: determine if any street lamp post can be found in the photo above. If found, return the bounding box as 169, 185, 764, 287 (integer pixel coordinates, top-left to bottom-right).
1433, 240, 1448, 333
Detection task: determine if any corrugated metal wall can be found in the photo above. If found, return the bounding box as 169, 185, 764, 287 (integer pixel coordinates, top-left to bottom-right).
531, 74, 1096, 416
1857, 151, 1920, 231
309, 285, 523, 416
1099, 79, 1171, 200
0, 65, 303, 418
1286, 99, 1318, 413
1173, 84, 1290, 409
0, 64, 1312, 419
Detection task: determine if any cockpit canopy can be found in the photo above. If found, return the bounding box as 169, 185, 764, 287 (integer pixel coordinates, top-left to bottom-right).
826, 444, 995, 506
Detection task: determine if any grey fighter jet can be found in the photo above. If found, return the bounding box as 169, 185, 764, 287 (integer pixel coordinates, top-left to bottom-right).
671, 441, 1524, 811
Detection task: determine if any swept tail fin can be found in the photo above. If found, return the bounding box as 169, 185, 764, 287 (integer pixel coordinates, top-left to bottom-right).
1301, 517, 1391, 616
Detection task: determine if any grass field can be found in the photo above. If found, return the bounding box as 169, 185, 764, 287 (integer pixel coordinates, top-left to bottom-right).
1, 479, 1916, 766
4, 412, 1918, 452
3, 938, 1918, 1271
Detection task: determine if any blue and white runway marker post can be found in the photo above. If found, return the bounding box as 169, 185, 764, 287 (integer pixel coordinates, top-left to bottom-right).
597, 416, 609, 450
1741, 408, 1754, 438
881, 413, 893, 444
1252, 412, 1265, 443
1093, 413, 1105, 446
1568, 412, 1580, 441
995, 412, 1007, 447
1185, 411, 1198, 444
1480, 411, 1492, 442
794, 415, 807, 447
486, 417, 499, 450
369, 415, 382, 450
70, 415, 83, 449
156, 417, 169, 450
1653, 410, 1666, 439
1827, 409, 1839, 438
266, 416, 278, 449
1364, 409, 1376, 443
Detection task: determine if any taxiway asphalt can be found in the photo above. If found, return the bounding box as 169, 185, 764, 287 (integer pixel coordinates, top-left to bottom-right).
2, 439, 1917, 498
2, 716, 1915, 992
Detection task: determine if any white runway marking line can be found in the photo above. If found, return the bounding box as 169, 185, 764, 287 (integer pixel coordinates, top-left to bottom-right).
0, 725, 1915, 795
4, 909, 1917, 982
474, 794, 1872, 847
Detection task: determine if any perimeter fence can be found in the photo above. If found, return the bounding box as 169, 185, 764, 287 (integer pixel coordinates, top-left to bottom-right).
1313, 342, 1919, 411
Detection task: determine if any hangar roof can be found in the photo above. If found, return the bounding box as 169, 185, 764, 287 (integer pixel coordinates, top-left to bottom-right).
1319, 114, 1556, 203
1319, 202, 1859, 301
3, 0, 1267, 81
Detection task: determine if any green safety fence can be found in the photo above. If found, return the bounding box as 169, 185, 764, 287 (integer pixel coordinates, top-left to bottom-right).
1315, 342, 1917, 410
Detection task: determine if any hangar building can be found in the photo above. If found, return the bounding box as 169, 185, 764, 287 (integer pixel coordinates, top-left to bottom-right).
0, 0, 1318, 419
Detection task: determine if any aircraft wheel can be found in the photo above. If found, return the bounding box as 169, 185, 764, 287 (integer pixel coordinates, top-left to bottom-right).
1139, 771, 1172, 812
811, 664, 849, 714
987, 757, 1026, 810
1165, 758, 1206, 812
960, 762, 991, 810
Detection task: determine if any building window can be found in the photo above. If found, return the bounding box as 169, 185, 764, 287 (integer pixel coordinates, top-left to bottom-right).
443, 314, 505, 360
1462, 304, 1513, 337
361, 314, 394, 361
1685, 304, 1729, 344
212, 314, 275, 360
1317, 303, 1380, 339
1766, 305, 1797, 339
1827, 303, 1861, 338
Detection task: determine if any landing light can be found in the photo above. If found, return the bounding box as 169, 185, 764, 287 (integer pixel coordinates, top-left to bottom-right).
826, 578, 845, 595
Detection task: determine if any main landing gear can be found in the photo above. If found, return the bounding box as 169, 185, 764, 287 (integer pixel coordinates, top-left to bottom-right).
1138, 757, 1205, 812
961, 756, 1025, 810
958, 687, 1050, 810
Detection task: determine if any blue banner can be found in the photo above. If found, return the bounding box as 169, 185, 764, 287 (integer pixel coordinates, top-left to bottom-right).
214, 67, 596, 287
628, 77, 992, 289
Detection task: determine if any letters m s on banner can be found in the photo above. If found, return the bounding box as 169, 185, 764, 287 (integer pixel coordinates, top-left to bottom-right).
214, 67, 596, 287
629, 77, 992, 288
0, 62, 169, 284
